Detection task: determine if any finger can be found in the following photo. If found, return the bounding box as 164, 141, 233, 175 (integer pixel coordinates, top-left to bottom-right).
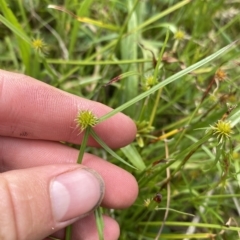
0, 70, 136, 148
0, 136, 138, 209
0, 164, 104, 240
71, 214, 120, 240
47, 214, 120, 240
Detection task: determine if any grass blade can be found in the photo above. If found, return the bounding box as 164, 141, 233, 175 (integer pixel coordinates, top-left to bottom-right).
99, 41, 238, 122
0, 0, 31, 74
90, 128, 137, 169
120, 144, 146, 172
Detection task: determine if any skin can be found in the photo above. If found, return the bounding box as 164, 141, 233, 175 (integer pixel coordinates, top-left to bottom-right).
0, 70, 138, 240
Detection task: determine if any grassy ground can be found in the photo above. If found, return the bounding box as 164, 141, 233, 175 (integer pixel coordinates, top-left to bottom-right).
1, 0, 240, 239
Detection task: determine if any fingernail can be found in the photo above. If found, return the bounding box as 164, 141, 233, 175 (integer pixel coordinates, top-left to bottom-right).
50, 168, 104, 222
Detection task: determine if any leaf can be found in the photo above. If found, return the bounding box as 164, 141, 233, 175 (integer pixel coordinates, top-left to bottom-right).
0, 0, 31, 74
90, 128, 137, 169
121, 144, 146, 172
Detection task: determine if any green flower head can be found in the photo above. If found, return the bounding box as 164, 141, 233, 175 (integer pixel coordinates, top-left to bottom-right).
32, 38, 47, 54
75, 110, 99, 132
210, 120, 233, 143
174, 30, 185, 41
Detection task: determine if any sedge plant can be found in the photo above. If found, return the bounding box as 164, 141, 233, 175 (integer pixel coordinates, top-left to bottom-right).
1, 0, 240, 239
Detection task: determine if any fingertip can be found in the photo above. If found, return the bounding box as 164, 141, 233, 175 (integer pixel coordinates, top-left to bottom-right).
72, 214, 120, 240
83, 155, 139, 209
93, 111, 137, 149
103, 170, 139, 209
112, 112, 137, 144
103, 215, 120, 240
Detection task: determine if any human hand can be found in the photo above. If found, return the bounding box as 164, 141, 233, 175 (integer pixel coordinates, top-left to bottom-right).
0, 70, 138, 240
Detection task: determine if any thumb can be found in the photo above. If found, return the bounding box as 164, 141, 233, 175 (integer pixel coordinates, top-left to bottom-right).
0, 164, 104, 240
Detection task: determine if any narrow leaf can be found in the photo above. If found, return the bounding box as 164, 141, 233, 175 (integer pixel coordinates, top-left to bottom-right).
121, 144, 146, 171
99, 41, 238, 122
90, 128, 137, 169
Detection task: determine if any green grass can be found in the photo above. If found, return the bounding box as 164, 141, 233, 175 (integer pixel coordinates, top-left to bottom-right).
1, 0, 240, 239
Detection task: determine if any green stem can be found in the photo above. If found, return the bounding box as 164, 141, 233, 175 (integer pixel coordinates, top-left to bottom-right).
148, 30, 169, 126
65, 127, 91, 240
153, 29, 169, 81
134, 0, 191, 32
112, 0, 139, 52
77, 126, 91, 164
138, 97, 149, 121
65, 225, 72, 240
90, 128, 136, 169
148, 88, 162, 126
47, 58, 151, 65
138, 221, 240, 231
173, 102, 202, 150
95, 207, 105, 240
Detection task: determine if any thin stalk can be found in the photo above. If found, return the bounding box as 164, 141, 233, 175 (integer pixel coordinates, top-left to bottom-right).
138, 221, 240, 231
138, 97, 149, 121
173, 103, 202, 150
40, 56, 59, 82
95, 207, 105, 240
77, 126, 91, 164
153, 29, 169, 80
46, 58, 151, 65
134, 0, 191, 32
65, 126, 91, 240
149, 30, 169, 126
112, 0, 139, 52
65, 225, 72, 240
155, 208, 195, 217
149, 88, 162, 127
90, 128, 136, 169
155, 137, 171, 240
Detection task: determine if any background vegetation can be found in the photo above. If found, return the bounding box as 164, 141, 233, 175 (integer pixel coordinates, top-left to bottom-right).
1, 0, 240, 239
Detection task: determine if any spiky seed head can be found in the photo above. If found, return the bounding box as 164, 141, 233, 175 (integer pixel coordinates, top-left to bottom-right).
210, 120, 233, 143
143, 198, 151, 207
75, 110, 99, 132
142, 74, 157, 91
215, 68, 227, 81
174, 30, 185, 41
32, 38, 47, 54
